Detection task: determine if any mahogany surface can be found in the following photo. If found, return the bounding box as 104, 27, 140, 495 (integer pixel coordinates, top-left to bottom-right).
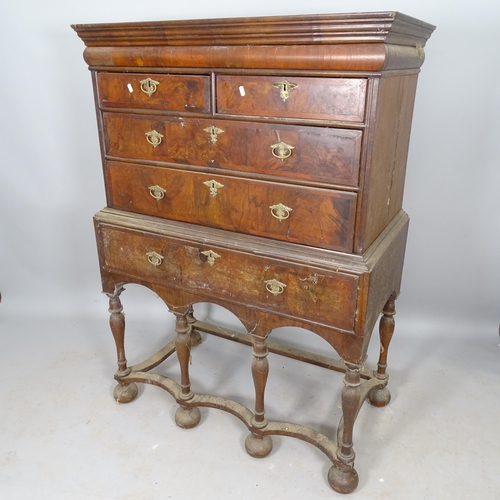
73, 11, 434, 494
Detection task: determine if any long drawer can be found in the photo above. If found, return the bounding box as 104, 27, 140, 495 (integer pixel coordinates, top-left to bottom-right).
106, 161, 356, 252
216, 75, 367, 123
102, 113, 362, 187
96, 220, 359, 331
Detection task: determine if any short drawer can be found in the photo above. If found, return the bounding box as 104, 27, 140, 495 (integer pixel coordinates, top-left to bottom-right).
103, 113, 362, 188
216, 75, 367, 123
96, 222, 358, 331
106, 161, 356, 252
97, 73, 210, 113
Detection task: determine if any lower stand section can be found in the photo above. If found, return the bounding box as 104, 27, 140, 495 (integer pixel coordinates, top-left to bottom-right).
108, 296, 397, 494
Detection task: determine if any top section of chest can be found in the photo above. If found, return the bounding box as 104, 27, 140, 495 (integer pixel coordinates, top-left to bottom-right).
72, 12, 435, 254
73, 11, 434, 73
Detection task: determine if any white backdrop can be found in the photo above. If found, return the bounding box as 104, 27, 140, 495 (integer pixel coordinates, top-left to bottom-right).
1, 0, 499, 337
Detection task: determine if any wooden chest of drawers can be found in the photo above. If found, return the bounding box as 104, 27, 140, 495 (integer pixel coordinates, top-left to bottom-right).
73, 12, 434, 493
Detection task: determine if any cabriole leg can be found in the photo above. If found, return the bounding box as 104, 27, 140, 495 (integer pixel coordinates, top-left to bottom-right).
369, 293, 396, 407
328, 362, 360, 494
245, 334, 273, 458
174, 312, 201, 429
108, 285, 138, 404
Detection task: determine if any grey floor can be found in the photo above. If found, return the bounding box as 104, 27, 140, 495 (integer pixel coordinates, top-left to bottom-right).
1, 291, 499, 500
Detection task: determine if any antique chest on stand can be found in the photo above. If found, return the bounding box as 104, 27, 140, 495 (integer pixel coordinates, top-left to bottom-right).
73, 12, 434, 493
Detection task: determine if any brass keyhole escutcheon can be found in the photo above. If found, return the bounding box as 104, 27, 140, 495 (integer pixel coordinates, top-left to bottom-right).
146, 251, 164, 267
271, 141, 294, 161
272, 80, 298, 102
148, 185, 166, 200
203, 180, 224, 197
203, 125, 224, 145
200, 250, 221, 266
264, 279, 287, 296
269, 203, 292, 221
140, 77, 160, 96
145, 130, 164, 148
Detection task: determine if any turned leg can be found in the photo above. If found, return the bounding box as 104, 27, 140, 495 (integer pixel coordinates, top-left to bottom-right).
174, 312, 201, 429
328, 362, 361, 494
186, 304, 202, 347
107, 285, 138, 404
245, 334, 273, 458
369, 293, 396, 407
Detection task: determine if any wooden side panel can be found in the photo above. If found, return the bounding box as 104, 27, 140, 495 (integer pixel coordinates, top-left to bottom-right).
216, 75, 367, 123
106, 161, 357, 252
355, 73, 418, 252
387, 75, 419, 222
357, 212, 409, 351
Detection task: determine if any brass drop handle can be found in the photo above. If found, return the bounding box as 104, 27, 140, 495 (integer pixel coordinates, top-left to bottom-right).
200, 250, 221, 266
148, 185, 166, 200
145, 130, 163, 148
269, 203, 292, 221
146, 251, 164, 267
264, 279, 287, 296
271, 141, 294, 160
140, 77, 160, 96
272, 80, 298, 102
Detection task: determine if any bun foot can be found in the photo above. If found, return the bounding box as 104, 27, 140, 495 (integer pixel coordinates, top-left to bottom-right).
189, 329, 203, 347
175, 405, 201, 429
328, 464, 359, 494
368, 386, 391, 407
113, 382, 138, 404
245, 433, 273, 458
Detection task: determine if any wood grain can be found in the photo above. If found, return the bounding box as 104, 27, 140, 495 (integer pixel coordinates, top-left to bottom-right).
216, 75, 367, 123
72, 12, 435, 48
96, 220, 359, 331
97, 72, 210, 113
102, 113, 362, 187
106, 161, 356, 252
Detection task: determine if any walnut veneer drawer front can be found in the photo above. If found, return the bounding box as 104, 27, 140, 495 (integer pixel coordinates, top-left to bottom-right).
98, 222, 358, 331
103, 113, 362, 187
106, 161, 356, 251
97, 73, 211, 113
216, 75, 367, 123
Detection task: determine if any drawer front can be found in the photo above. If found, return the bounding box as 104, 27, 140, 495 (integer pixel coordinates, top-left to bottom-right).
216, 75, 367, 123
106, 161, 356, 252
97, 222, 358, 331
103, 113, 362, 187
97, 73, 211, 113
